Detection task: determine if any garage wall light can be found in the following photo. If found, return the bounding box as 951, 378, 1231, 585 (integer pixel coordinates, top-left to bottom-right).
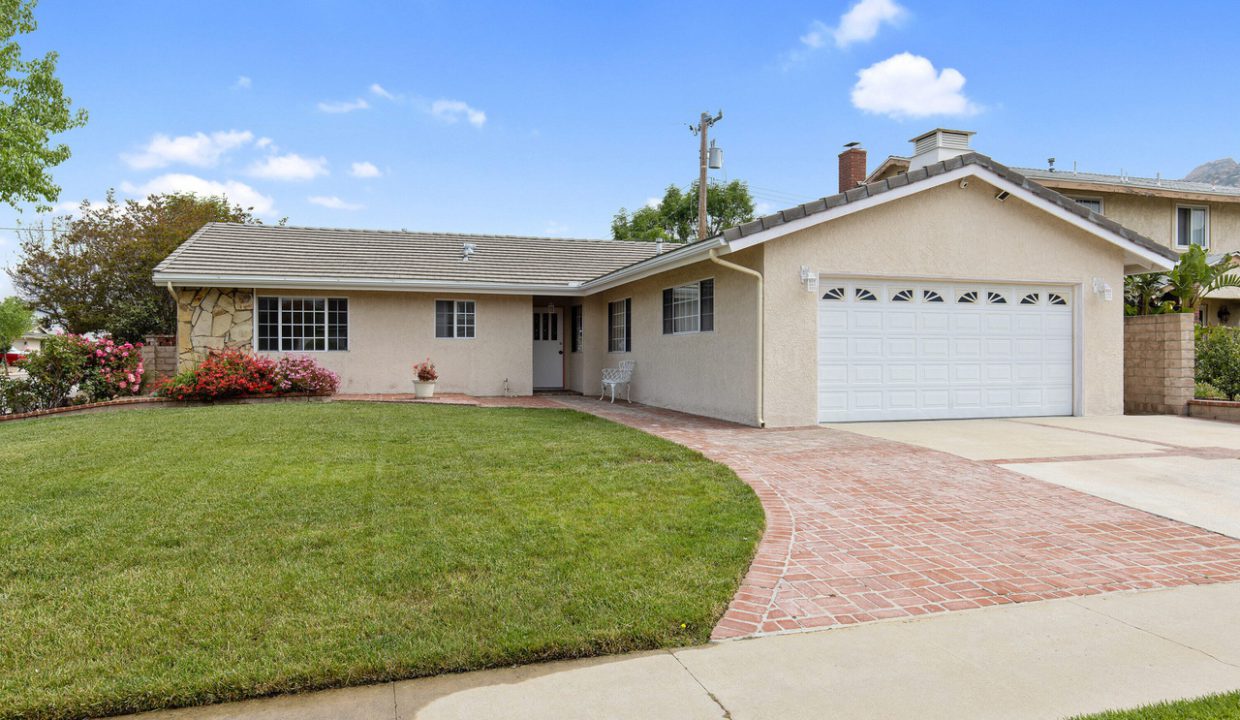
800, 265, 818, 293
1092, 277, 1113, 301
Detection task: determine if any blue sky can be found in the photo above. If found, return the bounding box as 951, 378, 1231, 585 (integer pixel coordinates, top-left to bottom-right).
3, 0, 1240, 298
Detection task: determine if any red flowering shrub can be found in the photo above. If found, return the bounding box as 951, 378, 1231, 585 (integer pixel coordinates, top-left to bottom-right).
156, 350, 338, 401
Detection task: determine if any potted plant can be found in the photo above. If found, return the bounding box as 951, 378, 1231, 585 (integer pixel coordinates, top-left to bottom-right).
413, 358, 438, 398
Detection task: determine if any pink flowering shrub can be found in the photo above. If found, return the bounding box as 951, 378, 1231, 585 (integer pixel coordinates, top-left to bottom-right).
81, 337, 146, 401
272, 355, 340, 395
155, 350, 338, 401
15, 333, 145, 408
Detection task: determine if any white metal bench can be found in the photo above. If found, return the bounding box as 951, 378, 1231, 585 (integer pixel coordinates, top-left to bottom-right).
600, 360, 635, 403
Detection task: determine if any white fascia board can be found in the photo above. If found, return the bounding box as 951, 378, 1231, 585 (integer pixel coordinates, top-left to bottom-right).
725, 165, 1177, 272
576, 236, 726, 294
152, 273, 585, 296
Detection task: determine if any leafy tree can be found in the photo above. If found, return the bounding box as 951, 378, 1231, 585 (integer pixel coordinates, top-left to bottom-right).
1165, 246, 1240, 313
0, 295, 34, 370
0, 0, 88, 211
612, 180, 755, 243
1123, 272, 1171, 316
9, 192, 269, 340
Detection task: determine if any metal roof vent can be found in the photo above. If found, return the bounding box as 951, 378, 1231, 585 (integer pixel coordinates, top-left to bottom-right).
909, 128, 975, 171
461, 241, 477, 261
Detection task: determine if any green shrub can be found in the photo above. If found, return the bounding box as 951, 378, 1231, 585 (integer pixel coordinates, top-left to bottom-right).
1195, 381, 1228, 400
17, 334, 91, 409
0, 374, 38, 414
1196, 326, 1240, 400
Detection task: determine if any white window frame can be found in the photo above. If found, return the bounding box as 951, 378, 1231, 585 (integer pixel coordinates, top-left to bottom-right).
255, 294, 349, 353
1070, 196, 1104, 214
1175, 204, 1210, 250
662, 277, 715, 336
435, 299, 476, 339
608, 298, 630, 353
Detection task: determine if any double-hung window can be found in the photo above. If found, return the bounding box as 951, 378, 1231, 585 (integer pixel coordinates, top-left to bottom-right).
257, 296, 348, 351
662, 279, 714, 334
1176, 206, 1209, 249
607, 299, 631, 353
570, 305, 583, 352
435, 300, 476, 338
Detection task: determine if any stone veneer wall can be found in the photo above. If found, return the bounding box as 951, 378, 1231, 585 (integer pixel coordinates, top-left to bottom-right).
1123, 313, 1194, 415
176, 288, 253, 370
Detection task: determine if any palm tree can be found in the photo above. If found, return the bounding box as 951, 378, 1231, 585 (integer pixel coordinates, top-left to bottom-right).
1165, 246, 1240, 314
1124, 272, 1170, 316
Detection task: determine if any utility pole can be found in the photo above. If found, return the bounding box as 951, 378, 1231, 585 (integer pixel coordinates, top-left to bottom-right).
690, 110, 723, 240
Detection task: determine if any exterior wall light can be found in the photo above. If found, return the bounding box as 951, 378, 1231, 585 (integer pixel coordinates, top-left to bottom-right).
1092, 277, 1113, 301
800, 265, 818, 293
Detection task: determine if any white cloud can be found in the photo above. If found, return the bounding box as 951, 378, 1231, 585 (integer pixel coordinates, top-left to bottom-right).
308, 195, 363, 211
851, 53, 980, 118
544, 221, 569, 236
370, 83, 396, 100
317, 98, 370, 113
349, 161, 382, 178
644, 197, 661, 209
754, 201, 775, 215
430, 99, 486, 128
832, 0, 905, 48
255, 137, 274, 150
246, 153, 329, 181
121, 174, 275, 215
234, 75, 252, 89
121, 130, 254, 169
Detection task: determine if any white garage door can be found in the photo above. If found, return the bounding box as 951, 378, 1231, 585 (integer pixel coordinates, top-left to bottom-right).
817, 279, 1075, 422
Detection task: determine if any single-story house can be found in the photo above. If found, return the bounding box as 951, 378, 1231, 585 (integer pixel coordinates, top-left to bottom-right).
153, 129, 1177, 427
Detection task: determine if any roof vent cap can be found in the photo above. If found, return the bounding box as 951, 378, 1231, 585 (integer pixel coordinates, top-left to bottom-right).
908, 128, 975, 171
462, 241, 477, 261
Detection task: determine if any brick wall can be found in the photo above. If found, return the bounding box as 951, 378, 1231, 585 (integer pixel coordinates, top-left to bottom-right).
141, 334, 178, 384
1123, 313, 1195, 415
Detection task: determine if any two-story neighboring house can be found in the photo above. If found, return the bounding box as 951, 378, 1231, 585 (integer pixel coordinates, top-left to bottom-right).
863, 131, 1240, 327
1014, 167, 1240, 327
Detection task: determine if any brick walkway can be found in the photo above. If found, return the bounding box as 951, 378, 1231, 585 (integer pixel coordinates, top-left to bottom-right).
554, 397, 1240, 640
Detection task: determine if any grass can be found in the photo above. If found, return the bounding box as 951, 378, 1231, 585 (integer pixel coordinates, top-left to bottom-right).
0, 402, 764, 720
1071, 691, 1240, 719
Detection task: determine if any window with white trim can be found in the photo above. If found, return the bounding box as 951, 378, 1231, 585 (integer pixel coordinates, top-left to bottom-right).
257, 296, 348, 351
435, 300, 476, 338
1176, 205, 1209, 249
1071, 196, 1104, 214
608, 299, 631, 352
662, 279, 714, 334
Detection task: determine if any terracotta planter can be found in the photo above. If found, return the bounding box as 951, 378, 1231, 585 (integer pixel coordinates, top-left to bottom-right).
414, 381, 436, 399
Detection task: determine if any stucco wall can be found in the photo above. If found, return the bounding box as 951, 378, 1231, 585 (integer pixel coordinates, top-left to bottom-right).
580, 249, 763, 425
761, 180, 1128, 427
176, 289, 533, 395
1072, 192, 1240, 256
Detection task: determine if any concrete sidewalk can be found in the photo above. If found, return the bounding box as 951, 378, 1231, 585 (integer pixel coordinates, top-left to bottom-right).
127, 582, 1240, 720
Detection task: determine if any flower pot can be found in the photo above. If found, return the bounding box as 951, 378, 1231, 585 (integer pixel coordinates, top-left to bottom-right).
414, 381, 436, 399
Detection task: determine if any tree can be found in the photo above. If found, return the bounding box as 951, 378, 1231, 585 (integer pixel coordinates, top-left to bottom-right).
612, 180, 755, 243
0, 0, 88, 211
0, 295, 34, 370
9, 192, 269, 340
1123, 272, 1170, 316
1164, 246, 1240, 314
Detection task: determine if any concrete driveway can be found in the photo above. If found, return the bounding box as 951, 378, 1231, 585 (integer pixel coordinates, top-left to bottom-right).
831, 415, 1240, 539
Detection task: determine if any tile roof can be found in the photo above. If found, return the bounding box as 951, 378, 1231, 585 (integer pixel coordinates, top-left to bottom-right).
154, 224, 668, 287
1015, 167, 1240, 199
722, 152, 1179, 262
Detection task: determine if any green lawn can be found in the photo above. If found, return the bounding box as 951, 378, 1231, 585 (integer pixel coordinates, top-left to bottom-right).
1072, 691, 1240, 719
0, 402, 763, 720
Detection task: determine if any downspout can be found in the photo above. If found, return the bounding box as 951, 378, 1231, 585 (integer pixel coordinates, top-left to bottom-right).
708, 248, 764, 428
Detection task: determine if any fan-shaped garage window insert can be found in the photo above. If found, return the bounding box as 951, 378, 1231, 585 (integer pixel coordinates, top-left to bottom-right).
957, 291, 978, 304
987, 291, 1008, 304
821, 287, 846, 301
855, 288, 878, 302
892, 289, 914, 302
922, 290, 944, 303
1048, 292, 1068, 306
1020, 293, 1040, 305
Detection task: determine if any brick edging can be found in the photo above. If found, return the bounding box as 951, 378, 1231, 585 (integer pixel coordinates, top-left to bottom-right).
1188, 398, 1240, 408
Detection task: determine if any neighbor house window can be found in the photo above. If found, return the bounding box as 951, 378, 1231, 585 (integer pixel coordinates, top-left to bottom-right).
257, 296, 348, 352
662, 279, 714, 334
1176, 205, 1209, 249
435, 300, 476, 338
608, 299, 631, 352
1071, 196, 1103, 214
570, 305, 583, 353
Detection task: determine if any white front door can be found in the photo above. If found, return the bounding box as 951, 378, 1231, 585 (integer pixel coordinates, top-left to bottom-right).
817, 278, 1075, 422
533, 307, 564, 388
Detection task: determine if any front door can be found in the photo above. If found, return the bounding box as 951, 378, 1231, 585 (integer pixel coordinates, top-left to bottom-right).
533, 307, 564, 389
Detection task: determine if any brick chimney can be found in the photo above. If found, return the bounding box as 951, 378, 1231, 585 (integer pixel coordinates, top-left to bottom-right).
838, 142, 867, 193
